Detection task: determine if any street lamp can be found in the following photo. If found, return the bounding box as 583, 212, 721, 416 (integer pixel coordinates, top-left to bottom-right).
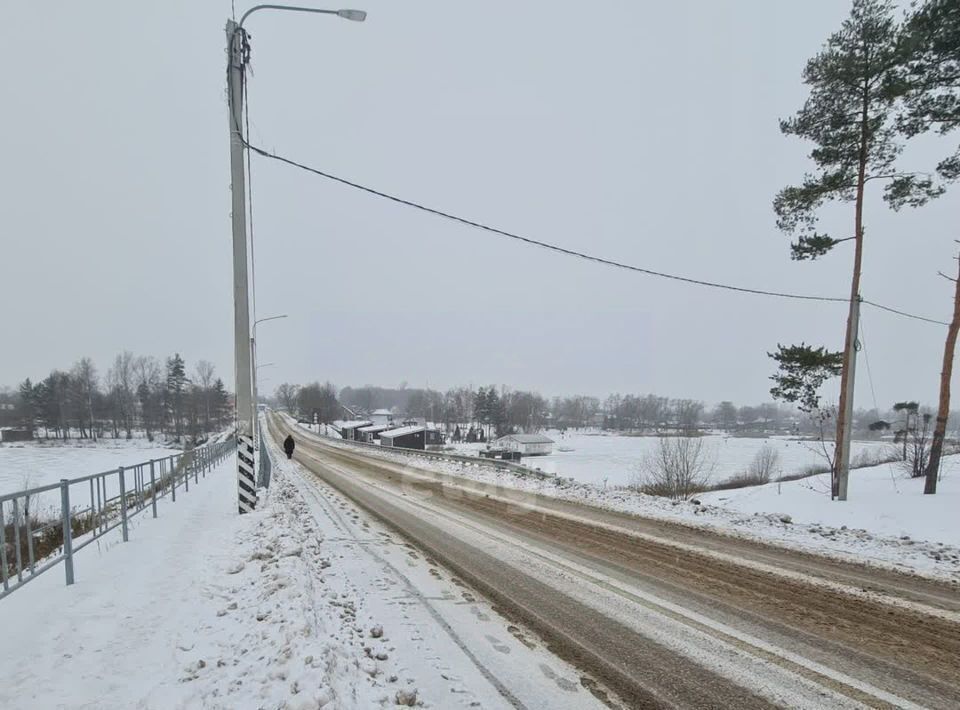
227, 6, 365, 514
239, 5, 366, 28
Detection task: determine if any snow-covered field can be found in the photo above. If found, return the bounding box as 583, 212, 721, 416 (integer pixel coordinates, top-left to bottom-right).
449, 431, 890, 487
0, 438, 181, 496
0, 431, 604, 710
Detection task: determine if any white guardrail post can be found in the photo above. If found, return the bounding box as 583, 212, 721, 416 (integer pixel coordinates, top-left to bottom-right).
118, 466, 129, 543
60, 479, 75, 586
150, 460, 158, 518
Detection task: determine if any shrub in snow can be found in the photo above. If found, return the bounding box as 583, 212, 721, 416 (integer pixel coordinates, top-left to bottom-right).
634, 436, 714, 500
747, 444, 780, 485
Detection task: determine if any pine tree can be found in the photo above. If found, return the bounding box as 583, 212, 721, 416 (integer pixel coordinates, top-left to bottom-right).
897, 0, 960, 493
212, 378, 230, 428
899, 0, 960, 181
771, 0, 940, 499
165, 353, 188, 438
17, 379, 35, 434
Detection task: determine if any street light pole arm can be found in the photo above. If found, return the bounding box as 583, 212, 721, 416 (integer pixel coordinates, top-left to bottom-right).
239, 5, 365, 29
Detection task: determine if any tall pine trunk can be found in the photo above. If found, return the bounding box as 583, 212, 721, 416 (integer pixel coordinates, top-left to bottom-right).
924, 255, 960, 494
833, 74, 870, 500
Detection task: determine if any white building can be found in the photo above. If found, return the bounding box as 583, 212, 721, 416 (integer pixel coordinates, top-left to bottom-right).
494, 433, 554, 456
370, 409, 394, 426
356, 423, 393, 443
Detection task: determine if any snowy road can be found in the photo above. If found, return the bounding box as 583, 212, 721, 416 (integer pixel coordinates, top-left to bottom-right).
272, 415, 960, 709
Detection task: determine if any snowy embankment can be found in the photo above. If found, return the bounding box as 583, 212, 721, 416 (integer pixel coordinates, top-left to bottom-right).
698, 461, 960, 549
0, 432, 596, 709
0, 438, 181, 495
299, 422, 960, 582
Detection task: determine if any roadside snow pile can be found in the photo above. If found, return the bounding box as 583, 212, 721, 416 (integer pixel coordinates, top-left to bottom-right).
307, 429, 960, 582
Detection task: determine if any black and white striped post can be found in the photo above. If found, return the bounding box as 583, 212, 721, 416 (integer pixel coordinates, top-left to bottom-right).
237, 434, 257, 513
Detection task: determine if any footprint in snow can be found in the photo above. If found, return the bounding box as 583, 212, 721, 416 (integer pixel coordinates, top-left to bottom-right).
484, 635, 510, 654
469, 606, 490, 622
539, 663, 578, 692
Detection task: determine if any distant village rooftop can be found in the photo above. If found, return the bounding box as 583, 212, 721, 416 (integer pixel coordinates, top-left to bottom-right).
498, 433, 554, 444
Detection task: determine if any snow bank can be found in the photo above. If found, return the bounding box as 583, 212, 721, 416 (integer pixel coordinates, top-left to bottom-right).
699, 458, 960, 548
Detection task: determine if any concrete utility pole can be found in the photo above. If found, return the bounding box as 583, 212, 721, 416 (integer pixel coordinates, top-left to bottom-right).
226, 5, 366, 514
226, 19, 257, 514
834, 295, 861, 501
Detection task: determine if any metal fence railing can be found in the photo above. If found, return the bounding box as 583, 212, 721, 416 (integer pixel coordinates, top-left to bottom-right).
258, 435, 272, 489
0, 439, 233, 601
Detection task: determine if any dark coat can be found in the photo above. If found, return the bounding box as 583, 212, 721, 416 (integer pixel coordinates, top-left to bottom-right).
283, 435, 295, 458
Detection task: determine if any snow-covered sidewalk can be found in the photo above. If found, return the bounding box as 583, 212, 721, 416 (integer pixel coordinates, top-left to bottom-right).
0, 434, 600, 709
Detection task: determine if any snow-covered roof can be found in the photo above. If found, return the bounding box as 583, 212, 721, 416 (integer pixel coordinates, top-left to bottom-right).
371, 409, 393, 416
380, 425, 425, 439
357, 424, 393, 433
498, 434, 554, 444
339, 420, 373, 430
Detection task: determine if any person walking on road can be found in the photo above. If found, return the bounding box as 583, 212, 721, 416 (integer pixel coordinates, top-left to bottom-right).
283, 434, 295, 460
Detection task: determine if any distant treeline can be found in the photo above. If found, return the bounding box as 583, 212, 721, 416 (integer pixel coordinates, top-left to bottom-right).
269, 382, 957, 442
0, 352, 231, 442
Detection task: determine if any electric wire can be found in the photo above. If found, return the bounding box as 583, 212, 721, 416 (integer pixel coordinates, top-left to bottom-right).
227, 24, 949, 327
860, 299, 949, 327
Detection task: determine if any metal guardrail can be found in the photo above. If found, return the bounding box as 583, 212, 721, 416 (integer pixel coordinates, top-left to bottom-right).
0, 439, 233, 601
258, 435, 272, 488
289, 418, 554, 480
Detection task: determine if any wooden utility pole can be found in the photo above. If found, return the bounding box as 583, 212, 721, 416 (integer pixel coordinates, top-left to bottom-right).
924, 249, 960, 494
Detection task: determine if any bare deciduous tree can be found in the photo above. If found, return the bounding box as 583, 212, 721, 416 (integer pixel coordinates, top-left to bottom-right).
71, 358, 98, 440
194, 360, 216, 432
747, 444, 780, 485
107, 351, 136, 439
636, 437, 714, 500
275, 383, 300, 413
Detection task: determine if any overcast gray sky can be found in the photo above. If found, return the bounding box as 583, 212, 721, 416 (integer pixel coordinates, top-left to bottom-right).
1, 1, 957, 408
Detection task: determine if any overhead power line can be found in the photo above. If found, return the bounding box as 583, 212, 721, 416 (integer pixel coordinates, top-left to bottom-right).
230, 56, 947, 325
243, 142, 848, 303
860, 299, 949, 326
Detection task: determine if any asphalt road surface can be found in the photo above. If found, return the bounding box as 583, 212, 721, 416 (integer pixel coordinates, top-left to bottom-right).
269, 415, 960, 709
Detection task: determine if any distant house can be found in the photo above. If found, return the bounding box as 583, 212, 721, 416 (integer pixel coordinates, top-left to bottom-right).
0, 427, 32, 443
494, 433, 554, 456
369, 409, 394, 426
379, 425, 444, 450
356, 423, 393, 443
339, 420, 373, 441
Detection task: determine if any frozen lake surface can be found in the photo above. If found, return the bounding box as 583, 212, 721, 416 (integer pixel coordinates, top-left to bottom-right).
0, 438, 181, 497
